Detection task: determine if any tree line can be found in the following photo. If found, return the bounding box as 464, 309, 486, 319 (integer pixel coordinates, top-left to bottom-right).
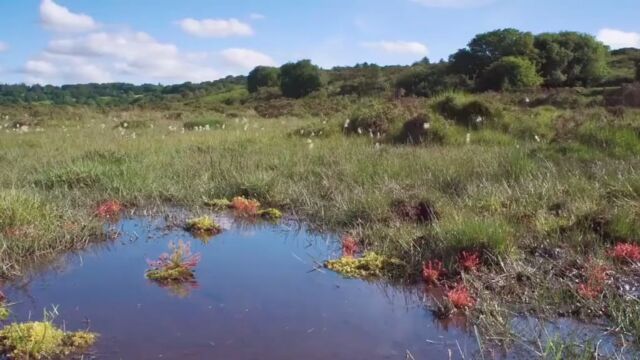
1, 28, 639, 105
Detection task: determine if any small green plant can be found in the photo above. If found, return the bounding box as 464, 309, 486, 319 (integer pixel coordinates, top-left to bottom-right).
183, 118, 223, 130
184, 216, 221, 235
146, 240, 201, 283
0, 304, 9, 321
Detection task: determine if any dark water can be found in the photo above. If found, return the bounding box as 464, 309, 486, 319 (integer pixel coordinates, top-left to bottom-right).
4, 215, 476, 359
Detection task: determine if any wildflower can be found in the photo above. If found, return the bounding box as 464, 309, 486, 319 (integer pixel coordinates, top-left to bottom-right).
96, 200, 123, 219
341, 235, 359, 258
344, 119, 350, 128
534, 135, 541, 142
475, 116, 483, 123
465, 133, 471, 144
446, 284, 475, 310
422, 260, 443, 285
459, 251, 481, 272
423, 122, 431, 130
610, 242, 640, 263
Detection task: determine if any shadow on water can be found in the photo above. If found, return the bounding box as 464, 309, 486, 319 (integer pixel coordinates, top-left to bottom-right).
4, 214, 477, 359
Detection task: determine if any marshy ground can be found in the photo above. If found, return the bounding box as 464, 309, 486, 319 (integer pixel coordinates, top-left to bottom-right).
1, 89, 640, 358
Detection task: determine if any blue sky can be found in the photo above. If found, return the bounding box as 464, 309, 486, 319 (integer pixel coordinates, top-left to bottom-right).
0, 0, 638, 85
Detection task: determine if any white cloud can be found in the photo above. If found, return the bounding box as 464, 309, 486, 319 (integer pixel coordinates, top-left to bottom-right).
40, 0, 98, 33
249, 13, 265, 20
361, 41, 429, 55
0, 42, 7, 52
410, 0, 495, 8
597, 28, 640, 49
220, 48, 276, 70
178, 18, 253, 38
25, 31, 220, 84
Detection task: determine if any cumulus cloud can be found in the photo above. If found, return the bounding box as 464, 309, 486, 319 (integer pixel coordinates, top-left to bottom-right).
40, 0, 98, 32
25, 31, 221, 84
220, 48, 276, 70
0, 42, 7, 52
178, 18, 253, 38
410, 0, 496, 8
361, 41, 429, 55
597, 28, 640, 49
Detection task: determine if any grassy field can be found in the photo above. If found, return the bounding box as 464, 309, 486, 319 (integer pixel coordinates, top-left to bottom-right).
1, 92, 640, 354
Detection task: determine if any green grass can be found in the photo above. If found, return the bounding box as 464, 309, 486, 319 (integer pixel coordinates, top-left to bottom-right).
1, 92, 640, 352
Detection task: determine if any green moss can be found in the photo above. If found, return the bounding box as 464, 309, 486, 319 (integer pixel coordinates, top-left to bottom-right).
325, 252, 399, 278
184, 216, 221, 234
0, 321, 97, 359
146, 266, 195, 282
258, 208, 283, 220
0, 304, 10, 321
204, 198, 231, 209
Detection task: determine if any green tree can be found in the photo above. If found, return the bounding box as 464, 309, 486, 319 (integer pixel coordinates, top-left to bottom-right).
478, 56, 542, 91
450, 28, 537, 79
247, 66, 280, 93
396, 63, 471, 97
534, 32, 609, 87
279, 60, 322, 98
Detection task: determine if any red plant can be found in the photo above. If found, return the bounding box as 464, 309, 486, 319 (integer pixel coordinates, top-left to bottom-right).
96, 200, 123, 218
422, 260, 443, 285
230, 196, 261, 216
459, 251, 481, 272
341, 235, 359, 258
446, 284, 475, 310
146, 240, 201, 282
577, 263, 608, 300
610, 242, 640, 263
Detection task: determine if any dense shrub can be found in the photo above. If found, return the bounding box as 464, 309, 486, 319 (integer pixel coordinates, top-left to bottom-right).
395, 114, 447, 145
345, 101, 407, 136
247, 66, 280, 93
604, 83, 640, 108
279, 60, 322, 99
433, 96, 497, 129
478, 56, 542, 91
395, 63, 471, 97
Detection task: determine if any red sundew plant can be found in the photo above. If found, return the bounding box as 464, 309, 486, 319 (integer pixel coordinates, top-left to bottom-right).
446, 284, 475, 310
96, 200, 123, 218
341, 235, 359, 258
230, 196, 261, 216
577, 263, 608, 300
146, 240, 201, 283
459, 251, 481, 272
422, 260, 443, 285
610, 242, 640, 263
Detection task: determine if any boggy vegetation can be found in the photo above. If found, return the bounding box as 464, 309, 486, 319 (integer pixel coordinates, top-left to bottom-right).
1, 27, 640, 358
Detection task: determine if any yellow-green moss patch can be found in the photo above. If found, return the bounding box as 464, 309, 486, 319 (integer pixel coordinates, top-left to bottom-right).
258, 208, 283, 220
325, 252, 400, 278
0, 321, 97, 359
184, 216, 221, 234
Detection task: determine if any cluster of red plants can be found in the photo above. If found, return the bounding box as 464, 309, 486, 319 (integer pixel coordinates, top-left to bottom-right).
446, 284, 475, 310
459, 251, 481, 272
96, 200, 123, 218
577, 263, 608, 300
341, 235, 359, 258
422, 260, 443, 285
230, 197, 261, 216
610, 242, 640, 263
